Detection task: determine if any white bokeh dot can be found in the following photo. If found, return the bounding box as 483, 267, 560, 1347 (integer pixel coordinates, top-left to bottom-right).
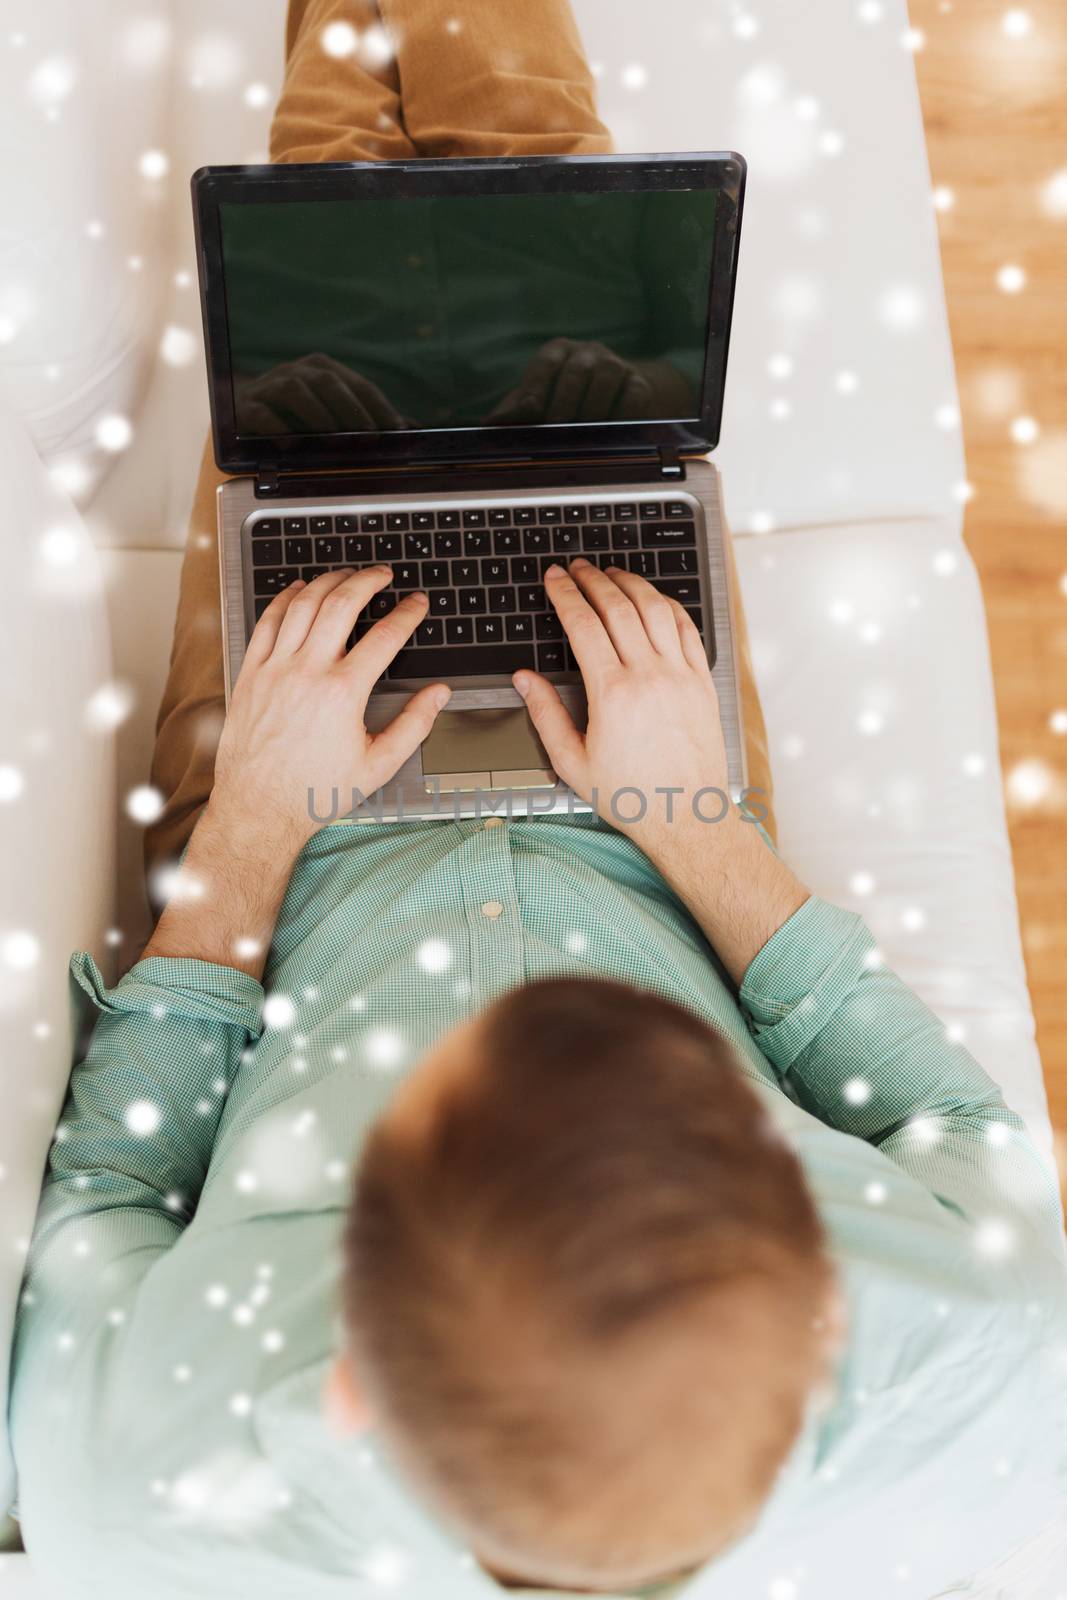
1009, 415, 1039, 445
95, 413, 133, 453
2, 931, 40, 971
1001, 9, 1032, 37
996, 263, 1026, 294
321, 20, 358, 57
126, 785, 164, 824
843, 1077, 872, 1106
125, 1099, 162, 1137
244, 81, 271, 108
0, 764, 25, 803
160, 325, 198, 367
417, 938, 452, 974
263, 993, 297, 1029
621, 62, 647, 90
138, 148, 169, 180
865, 1181, 888, 1205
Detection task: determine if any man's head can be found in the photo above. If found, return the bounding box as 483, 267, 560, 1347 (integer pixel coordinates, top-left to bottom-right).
333, 978, 838, 1593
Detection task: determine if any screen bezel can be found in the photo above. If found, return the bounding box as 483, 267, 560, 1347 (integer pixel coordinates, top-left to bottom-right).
192, 151, 745, 476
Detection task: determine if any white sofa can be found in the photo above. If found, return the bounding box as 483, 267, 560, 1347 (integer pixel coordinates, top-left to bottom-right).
0, 1, 1056, 1592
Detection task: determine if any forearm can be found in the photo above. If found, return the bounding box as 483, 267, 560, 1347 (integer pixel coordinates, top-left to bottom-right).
643, 810, 810, 987
143, 797, 301, 980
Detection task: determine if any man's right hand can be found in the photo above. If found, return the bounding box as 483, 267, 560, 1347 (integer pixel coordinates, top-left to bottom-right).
514, 560, 809, 983
235, 353, 408, 433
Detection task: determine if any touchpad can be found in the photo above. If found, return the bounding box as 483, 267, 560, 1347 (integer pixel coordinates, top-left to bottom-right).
422, 707, 552, 778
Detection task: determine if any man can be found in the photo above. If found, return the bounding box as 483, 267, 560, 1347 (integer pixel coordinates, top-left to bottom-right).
9, 4, 1067, 1598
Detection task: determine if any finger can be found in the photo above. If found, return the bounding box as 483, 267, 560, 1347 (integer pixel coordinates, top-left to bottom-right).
346, 374, 407, 431
274, 567, 384, 656
615, 371, 655, 421
315, 370, 378, 431
545, 349, 596, 423
520, 339, 572, 414
299, 566, 399, 663
601, 564, 684, 659
365, 682, 452, 792
513, 671, 588, 790
542, 563, 619, 683
665, 595, 714, 676
277, 376, 337, 433
240, 579, 307, 670
344, 589, 430, 686
566, 558, 654, 665
239, 399, 290, 434
578, 354, 628, 422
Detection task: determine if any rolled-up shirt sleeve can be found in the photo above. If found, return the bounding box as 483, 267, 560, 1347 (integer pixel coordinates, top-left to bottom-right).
12, 952, 264, 1357
739, 897, 1066, 1263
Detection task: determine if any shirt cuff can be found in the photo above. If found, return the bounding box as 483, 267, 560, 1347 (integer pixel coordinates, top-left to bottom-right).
70, 952, 266, 1038
738, 896, 876, 1074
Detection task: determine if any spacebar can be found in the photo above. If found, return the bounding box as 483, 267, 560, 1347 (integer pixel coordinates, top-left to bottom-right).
387, 643, 536, 679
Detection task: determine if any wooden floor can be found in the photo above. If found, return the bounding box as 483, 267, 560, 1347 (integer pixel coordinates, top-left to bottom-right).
910, 0, 1067, 1164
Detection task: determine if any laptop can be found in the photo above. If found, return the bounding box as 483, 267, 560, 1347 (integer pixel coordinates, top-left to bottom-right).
192, 151, 748, 822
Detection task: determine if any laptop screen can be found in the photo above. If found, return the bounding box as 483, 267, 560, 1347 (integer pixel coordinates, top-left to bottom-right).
217, 187, 718, 438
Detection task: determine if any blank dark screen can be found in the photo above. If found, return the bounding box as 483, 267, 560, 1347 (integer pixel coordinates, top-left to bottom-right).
218, 187, 717, 436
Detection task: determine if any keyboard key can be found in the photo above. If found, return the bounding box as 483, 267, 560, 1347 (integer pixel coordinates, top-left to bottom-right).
252, 518, 281, 538
488, 507, 512, 526
656, 577, 702, 607
511, 556, 539, 583
344, 534, 373, 562
513, 506, 536, 525
428, 590, 457, 615
685, 607, 704, 633
413, 511, 434, 531
415, 618, 444, 647
252, 539, 283, 566
464, 530, 490, 555
564, 504, 586, 522
476, 616, 505, 643
452, 559, 479, 586
627, 551, 657, 577
660, 549, 699, 575
594, 551, 615, 570
436, 509, 460, 529
336, 515, 359, 533
488, 586, 516, 613
665, 501, 693, 519
434, 530, 461, 557
536, 612, 563, 640
392, 562, 421, 589
506, 614, 534, 642
387, 642, 535, 679
284, 516, 308, 536
538, 505, 562, 523
537, 642, 566, 672
645, 522, 697, 547
639, 502, 663, 520
255, 567, 299, 594
375, 534, 402, 560
405, 532, 433, 560
301, 566, 330, 582
463, 508, 487, 527
361, 513, 384, 533
523, 528, 550, 553
537, 555, 557, 577
285, 537, 312, 564
459, 588, 487, 614
421, 561, 450, 587
386, 512, 410, 532
518, 586, 545, 612
612, 522, 639, 548
553, 527, 580, 554
582, 525, 609, 551
369, 593, 397, 618
482, 557, 509, 585
614, 502, 637, 520
314, 536, 341, 563
254, 597, 272, 620
493, 529, 520, 555
446, 617, 474, 645
589, 504, 611, 521
311, 516, 334, 535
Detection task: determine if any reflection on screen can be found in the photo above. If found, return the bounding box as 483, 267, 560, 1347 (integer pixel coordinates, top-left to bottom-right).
218, 188, 717, 435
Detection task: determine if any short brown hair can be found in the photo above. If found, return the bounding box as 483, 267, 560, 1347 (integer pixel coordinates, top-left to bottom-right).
344, 978, 834, 1591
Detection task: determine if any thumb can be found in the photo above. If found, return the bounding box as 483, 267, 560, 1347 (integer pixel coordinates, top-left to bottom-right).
366, 683, 451, 790
513, 671, 587, 791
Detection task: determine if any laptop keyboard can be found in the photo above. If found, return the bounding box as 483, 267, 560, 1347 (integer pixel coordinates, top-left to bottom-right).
248, 498, 709, 679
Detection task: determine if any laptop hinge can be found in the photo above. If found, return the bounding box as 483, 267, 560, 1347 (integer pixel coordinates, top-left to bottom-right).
256, 470, 281, 497
658, 446, 685, 480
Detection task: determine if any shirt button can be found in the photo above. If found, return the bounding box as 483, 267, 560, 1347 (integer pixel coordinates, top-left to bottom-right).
481, 900, 504, 919
484, 816, 504, 830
